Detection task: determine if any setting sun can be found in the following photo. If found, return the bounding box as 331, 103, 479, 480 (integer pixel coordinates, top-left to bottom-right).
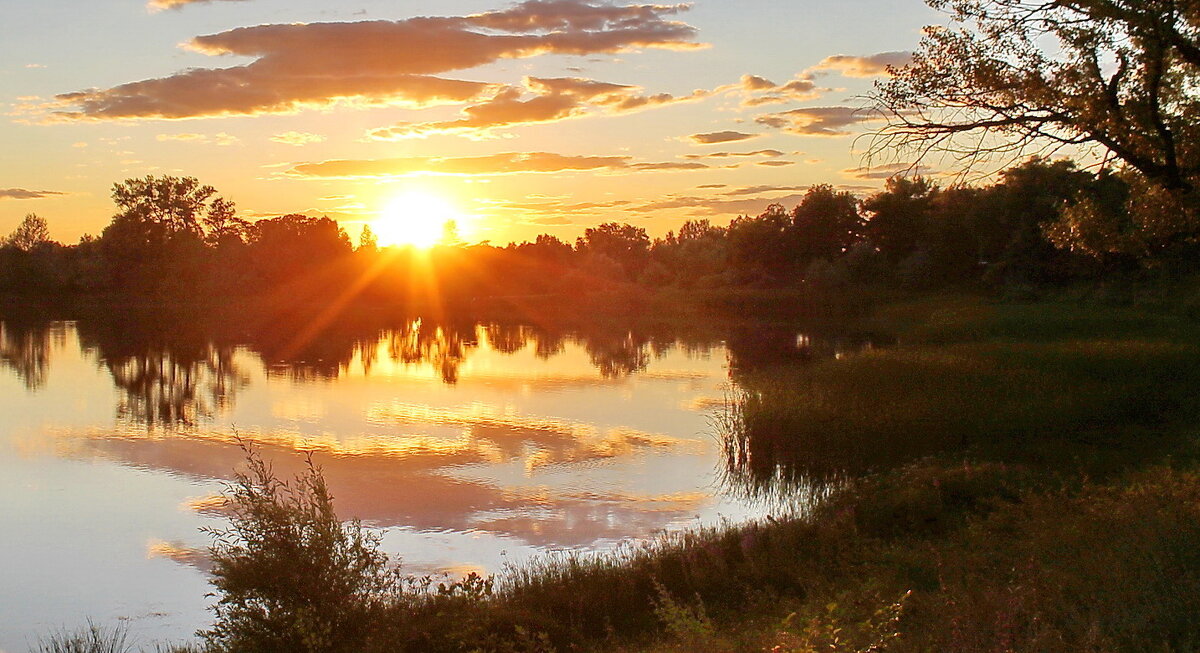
371, 192, 464, 248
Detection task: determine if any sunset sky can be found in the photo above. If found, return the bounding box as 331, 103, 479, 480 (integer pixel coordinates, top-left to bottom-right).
1, 0, 942, 246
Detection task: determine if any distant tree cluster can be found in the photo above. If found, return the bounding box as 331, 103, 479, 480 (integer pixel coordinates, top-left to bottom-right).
1, 157, 1194, 304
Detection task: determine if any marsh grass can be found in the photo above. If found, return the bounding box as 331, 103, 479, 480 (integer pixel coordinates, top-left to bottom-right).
40, 294, 1200, 652
36, 622, 131, 653
719, 296, 1200, 498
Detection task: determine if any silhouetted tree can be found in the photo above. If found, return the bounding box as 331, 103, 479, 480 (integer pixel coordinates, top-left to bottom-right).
246, 214, 353, 285
358, 224, 378, 253
727, 204, 793, 284
4, 213, 52, 251
862, 177, 938, 265
575, 222, 651, 280
873, 0, 1199, 215
100, 176, 235, 292
790, 185, 863, 265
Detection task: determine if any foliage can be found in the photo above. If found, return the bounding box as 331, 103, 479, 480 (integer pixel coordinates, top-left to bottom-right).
5, 213, 52, 251
873, 0, 1199, 218
107, 176, 233, 245
201, 447, 402, 653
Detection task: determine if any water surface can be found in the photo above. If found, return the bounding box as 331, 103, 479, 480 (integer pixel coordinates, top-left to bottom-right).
0, 310, 872, 650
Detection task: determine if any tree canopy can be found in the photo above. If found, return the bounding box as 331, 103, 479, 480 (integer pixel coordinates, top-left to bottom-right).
873, 0, 1199, 210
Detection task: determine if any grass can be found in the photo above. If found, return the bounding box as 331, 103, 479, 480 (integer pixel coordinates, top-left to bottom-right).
40, 288, 1200, 652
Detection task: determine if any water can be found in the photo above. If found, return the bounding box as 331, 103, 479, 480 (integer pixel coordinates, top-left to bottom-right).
0, 309, 873, 650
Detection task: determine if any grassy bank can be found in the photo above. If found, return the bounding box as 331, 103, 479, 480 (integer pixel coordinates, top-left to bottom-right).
40, 291, 1200, 652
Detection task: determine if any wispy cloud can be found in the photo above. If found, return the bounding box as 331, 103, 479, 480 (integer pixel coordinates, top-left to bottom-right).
683, 149, 784, 159
288, 152, 632, 178
842, 162, 935, 179
49, 1, 701, 121
147, 0, 252, 13
0, 188, 66, 200
287, 151, 718, 179
755, 106, 877, 137
156, 132, 239, 145
271, 131, 326, 146
688, 130, 759, 145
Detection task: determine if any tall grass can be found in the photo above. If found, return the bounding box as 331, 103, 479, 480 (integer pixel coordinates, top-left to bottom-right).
36, 622, 131, 653
718, 296, 1200, 500
38, 294, 1200, 652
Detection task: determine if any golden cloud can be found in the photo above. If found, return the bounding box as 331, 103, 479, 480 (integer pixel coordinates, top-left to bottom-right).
156, 132, 240, 145
367, 76, 710, 140
271, 131, 327, 146
683, 149, 784, 159
755, 106, 878, 137
288, 152, 634, 179
147, 0, 250, 12
812, 51, 913, 78
722, 72, 825, 107
287, 151, 715, 179
51, 1, 701, 121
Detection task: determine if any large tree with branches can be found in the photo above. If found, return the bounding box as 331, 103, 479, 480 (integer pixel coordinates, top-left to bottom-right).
873, 0, 1199, 209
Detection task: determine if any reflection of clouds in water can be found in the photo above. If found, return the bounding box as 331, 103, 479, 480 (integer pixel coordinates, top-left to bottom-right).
147, 539, 212, 574
271, 397, 327, 422
180, 494, 227, 513
24, 414, 712, 551
684, 395, 728, 412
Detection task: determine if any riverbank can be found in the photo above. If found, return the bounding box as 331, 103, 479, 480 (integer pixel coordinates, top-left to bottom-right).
37, 289, 1200, 652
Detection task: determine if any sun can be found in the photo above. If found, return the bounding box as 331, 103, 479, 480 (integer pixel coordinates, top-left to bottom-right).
371, 191, 464, 248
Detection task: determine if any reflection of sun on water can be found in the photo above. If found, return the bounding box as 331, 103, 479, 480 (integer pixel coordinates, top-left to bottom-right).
372, 191, 465, 248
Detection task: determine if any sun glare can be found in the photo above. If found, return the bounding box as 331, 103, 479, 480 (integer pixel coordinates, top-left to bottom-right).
372, 192, 464, 248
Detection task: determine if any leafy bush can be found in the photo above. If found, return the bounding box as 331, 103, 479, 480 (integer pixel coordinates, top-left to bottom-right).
201, 447, 403, 653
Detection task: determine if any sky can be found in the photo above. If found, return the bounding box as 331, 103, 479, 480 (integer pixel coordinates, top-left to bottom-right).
0, 0, 944, 247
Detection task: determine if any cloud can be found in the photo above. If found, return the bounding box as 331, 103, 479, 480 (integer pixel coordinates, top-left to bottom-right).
288, 151, 718, 179
632, 193, 811, 216
0, 188, 66, 200
271, 131, 326, 146
757, 160, 796, 167
50, 1, 701, 121
147, 0, 251, 12
755, 106, 876, 137
156, 132, 239, 145
367, 76, 709, 140
288, 152, 633, 178
842, 162, 935, 179
739, 74, 776, 91
729, 73, 825, 107
721, 185, 808, 197
683, 149, 784, 159
812, 51, 913, 78
630, 161, 709, 171
689, 130, 759, 145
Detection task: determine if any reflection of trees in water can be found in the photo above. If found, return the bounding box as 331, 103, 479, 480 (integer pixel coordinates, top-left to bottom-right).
718, 327, 892, 501
384, 320, 477, 384
77, 318, 248, 427
0, 320, 62, 390
584, 332, 652, 378
104, 346, 245, 426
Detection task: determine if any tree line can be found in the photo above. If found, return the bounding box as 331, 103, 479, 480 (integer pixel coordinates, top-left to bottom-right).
1, 157, 1196, 304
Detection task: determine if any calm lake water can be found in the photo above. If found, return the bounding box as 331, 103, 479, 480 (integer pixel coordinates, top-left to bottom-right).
0, 308, 873, 650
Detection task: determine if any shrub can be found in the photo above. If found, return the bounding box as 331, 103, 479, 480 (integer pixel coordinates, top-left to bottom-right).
200, 447, 403, 653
